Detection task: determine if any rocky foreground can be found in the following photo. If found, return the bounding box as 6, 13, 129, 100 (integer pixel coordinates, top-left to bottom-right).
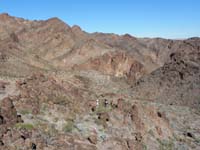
0, 13, 200, 150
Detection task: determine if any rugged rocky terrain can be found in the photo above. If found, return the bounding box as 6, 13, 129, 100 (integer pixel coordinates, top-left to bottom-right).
0, 13, 200, 150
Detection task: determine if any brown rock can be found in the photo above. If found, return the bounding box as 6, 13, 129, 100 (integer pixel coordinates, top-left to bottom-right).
87, 135, 97, 145
0, 97, 18, 125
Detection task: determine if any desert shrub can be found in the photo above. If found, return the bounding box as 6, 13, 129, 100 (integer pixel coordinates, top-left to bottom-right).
63, 120, 74, 133
157, 139, 174, 150
19, 109, 31, 115
53, 95, 68, 105
15, 123, 34, 130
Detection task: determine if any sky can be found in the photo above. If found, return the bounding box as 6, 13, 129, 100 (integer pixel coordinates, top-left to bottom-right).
0, 0, 199, 38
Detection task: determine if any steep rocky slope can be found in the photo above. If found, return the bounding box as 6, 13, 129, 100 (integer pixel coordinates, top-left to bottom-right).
131, 38, 200, 108
0, 13, 200, 150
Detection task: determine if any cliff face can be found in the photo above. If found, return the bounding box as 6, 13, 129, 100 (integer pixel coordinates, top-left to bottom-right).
76, 51, 146, 83
0, 13, 200, 150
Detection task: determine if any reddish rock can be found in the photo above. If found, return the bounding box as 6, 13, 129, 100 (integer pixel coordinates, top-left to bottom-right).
87, 134, 98, 145
0, 97, 18, 125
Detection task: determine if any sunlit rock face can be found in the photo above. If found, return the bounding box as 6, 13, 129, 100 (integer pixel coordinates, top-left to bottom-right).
76, 51, 147, 82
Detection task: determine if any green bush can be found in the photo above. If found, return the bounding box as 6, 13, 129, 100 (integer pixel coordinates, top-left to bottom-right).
63, 121, 74, 133
15, 123, 34, 130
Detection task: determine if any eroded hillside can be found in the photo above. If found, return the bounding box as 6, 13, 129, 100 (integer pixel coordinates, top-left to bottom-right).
0, 13, 200, 150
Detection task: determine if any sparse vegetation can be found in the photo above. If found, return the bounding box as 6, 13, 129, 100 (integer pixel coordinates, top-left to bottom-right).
157, 139, 174, 150
15, 123, 34, 130
63, 120, 75, 133
53, 95, 68, 105
148, 129, 154, 137
94, 117, 104, 126
45, 125, 58, 136
142, 143, 147, 150
195, 138, 200, 144
19, 109, 31, 115
95, 103, 112, 114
